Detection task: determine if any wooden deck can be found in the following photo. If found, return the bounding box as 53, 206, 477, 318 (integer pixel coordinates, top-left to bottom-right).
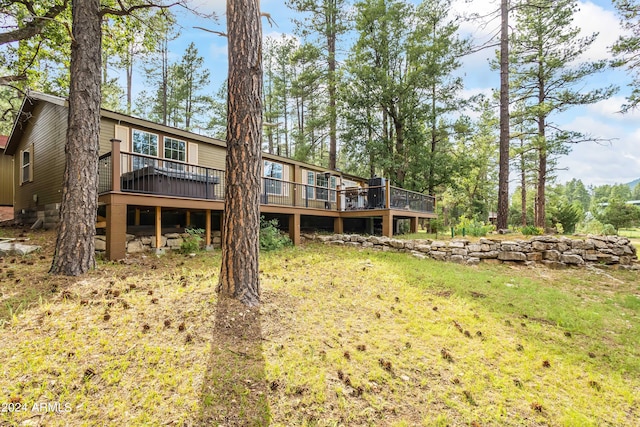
97, 140, 436, 260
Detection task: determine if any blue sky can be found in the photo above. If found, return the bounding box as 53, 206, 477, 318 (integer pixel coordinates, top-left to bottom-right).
151, 0, 640, 188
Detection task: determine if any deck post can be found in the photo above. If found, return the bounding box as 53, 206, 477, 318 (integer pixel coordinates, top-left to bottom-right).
134, 208, 140, 226
205, 209, 212, 248
333, 217, 343, 234
106, 202, 126, 260
155, 206, 162, 251
410, 216, 418, 233
110, 138, 121, 192
186, 210, 191, 227
382, 212, 393, 238
289, 213, 301, 245
385, 179, 391, 209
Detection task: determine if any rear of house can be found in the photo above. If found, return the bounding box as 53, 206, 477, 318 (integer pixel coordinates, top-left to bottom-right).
6, 92, 436, 259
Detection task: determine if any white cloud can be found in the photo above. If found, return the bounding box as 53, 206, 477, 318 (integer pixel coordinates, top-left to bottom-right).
555, 114, 640, 185
575, 1, 622, 62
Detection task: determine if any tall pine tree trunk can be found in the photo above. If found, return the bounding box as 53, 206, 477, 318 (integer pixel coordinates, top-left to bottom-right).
50, 0, 101, 275
497, 0, 510, 230
327, 0, 337, 170
217, 0, 263, 307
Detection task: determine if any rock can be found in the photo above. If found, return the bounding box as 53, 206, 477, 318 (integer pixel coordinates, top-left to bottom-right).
527, 252, 542, 262
415, 244, 431, 253
165, 233, 182, 239
151, 236, 168, 248
328, 240, 345, 245
431, 240, 447, 249
389, 239, 405, 249
166, 238, 184, 248
468, 251, 499, 259
543, 250, 561, 261
498, 251, 527, 262
412, 252, 427, 260
466, 257, 480, 265
362, 241, 374, 248
0, 242, 41, 256
532, 241, 548, 251
449, 240, 467, 248
127, 240, 145, 253
125, 233, 136, 242
94, 237, 106, 251
450, 255, 466, 263
561, 254, 584, 265
467, 244, 482, 252
430, 251, 447, 261
451, 248, 468, 256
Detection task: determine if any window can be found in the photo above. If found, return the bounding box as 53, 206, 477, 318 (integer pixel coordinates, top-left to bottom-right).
264, 160, 283, 195
306, 171, 315, 199
316, 173, 328, 201
305, 171, 337, 201
164, 137, 186, 170
20, 145, 33, 184
132, 129, 158, 169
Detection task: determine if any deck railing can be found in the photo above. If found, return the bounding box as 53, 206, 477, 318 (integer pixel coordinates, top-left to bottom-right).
389, 186, 435, 213
98, 152, 113, 194
98, 149, 434, 214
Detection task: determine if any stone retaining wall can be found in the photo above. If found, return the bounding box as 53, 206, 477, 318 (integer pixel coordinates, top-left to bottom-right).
95, 231, 222, 254
307, 234, 639, 269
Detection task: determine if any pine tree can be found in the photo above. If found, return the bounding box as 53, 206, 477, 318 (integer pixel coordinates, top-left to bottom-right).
509, 0, 617, 228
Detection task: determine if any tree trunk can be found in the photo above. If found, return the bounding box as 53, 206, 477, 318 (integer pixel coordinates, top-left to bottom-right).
217, 0, 263, 307
50, 0, 101, 275
497, 0, 510, 230
327, 0, 337, 170
520, 142, 527, 227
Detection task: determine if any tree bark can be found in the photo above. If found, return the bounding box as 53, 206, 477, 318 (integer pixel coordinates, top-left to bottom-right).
327, 0, 337, 170
217, 0, 263, 307
50, 0, 101, 275
497, 0, 510, 231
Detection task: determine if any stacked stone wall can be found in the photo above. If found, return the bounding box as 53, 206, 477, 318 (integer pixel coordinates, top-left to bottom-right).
95, 231, 222, 254
307, 234, 639, 270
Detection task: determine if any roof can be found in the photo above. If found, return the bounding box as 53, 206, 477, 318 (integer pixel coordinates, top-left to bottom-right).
3, 91, 363, 180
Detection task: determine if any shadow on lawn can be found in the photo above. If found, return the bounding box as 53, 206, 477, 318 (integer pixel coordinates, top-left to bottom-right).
199, 296, 270, 426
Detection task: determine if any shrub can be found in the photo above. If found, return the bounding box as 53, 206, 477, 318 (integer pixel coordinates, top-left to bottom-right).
454, 216, 494, 237
180, 227, 204, 254
521, 225, 542, 236
602, 223, 617, 236
260, 217, 292, 251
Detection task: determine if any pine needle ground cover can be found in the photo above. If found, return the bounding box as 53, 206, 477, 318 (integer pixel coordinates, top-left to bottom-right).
1, 229, 638, 426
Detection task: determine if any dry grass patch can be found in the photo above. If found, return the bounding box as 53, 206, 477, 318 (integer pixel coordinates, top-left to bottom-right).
1, 228, 639, 426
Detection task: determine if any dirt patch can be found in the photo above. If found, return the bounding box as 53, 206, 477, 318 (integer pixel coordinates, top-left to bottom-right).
0, 206, 13, 222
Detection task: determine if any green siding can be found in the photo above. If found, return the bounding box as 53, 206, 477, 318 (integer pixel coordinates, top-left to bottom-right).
198, 143, 226, 170
0, 153, 13, 205
13, 102, 67, 212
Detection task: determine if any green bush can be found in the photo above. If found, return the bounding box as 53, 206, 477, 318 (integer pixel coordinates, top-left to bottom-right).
260, 217, 292, 251
602, 223, 617, 236
521, 225, 542, 236
454, 216, 494, 237
180, 227, 204, 254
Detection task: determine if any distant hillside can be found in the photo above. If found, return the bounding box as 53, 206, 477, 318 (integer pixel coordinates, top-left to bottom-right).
627, 178, 640, 189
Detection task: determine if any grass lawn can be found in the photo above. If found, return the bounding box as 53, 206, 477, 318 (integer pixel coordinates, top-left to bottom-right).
1, 228, 639, 426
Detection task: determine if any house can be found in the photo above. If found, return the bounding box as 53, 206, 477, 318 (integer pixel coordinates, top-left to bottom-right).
4, 91, 436, 260
0, 135, 13, 206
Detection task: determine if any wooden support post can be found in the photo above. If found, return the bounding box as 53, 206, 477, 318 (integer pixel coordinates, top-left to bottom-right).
382, 212, 393, 238
155, 206, 162, 249
106, 203, 126, 260
333, 217, 343, 234
186, 210, 191, 227
410, 217, 418, 233
110, 138, 121, 192
134, 208, 140, 226
205, 209, 212, 246
288, 213, 301, 245
385, 179, 391, 209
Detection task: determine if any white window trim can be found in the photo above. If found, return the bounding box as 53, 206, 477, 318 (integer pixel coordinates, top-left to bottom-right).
163, 136, 187, 170
131, 129, 159, 169
20, 144, 34, 185
264, 160, 285, 196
